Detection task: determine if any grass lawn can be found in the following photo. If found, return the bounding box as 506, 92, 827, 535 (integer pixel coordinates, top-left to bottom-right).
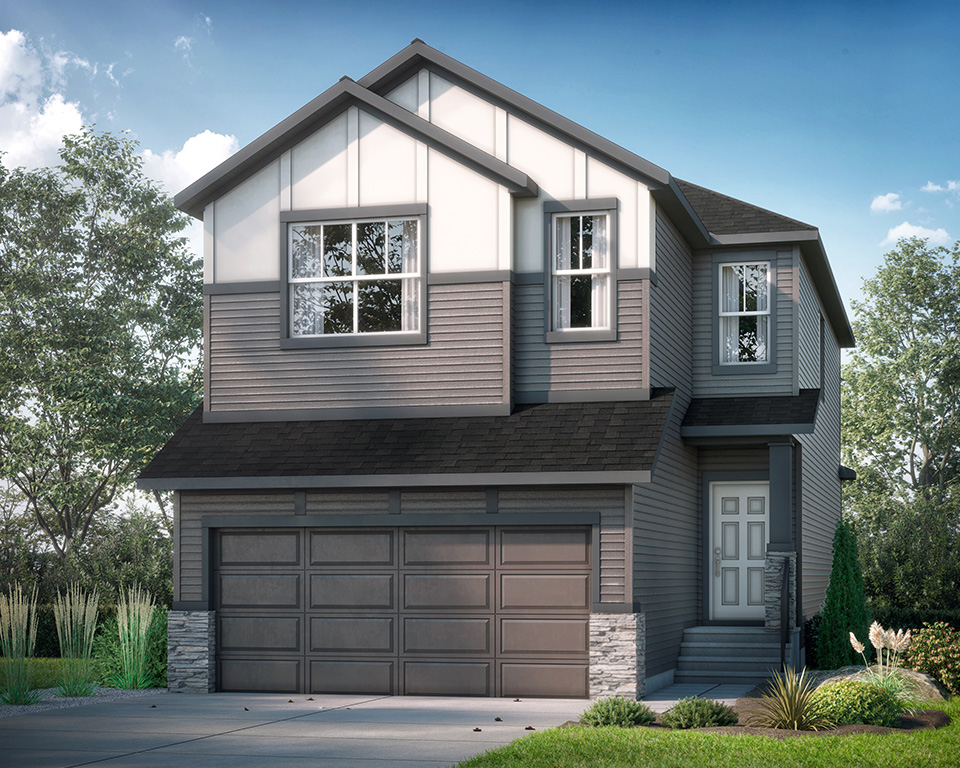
453, 697, 960, 768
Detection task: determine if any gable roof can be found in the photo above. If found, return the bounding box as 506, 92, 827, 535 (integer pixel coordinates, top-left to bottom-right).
174, 39, 853, 347
138, 394, 674, 490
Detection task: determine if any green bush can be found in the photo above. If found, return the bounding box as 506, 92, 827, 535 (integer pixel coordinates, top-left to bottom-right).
27, 658, 66, 689
868, 604, 960, 631
804, 613, 823, 669
811, 680, 901, 727
905, 621, 960, 695
817, 518, 871, 669
660, 697, 738, 729
91, 607, 167, 688
580, 697, 656, 727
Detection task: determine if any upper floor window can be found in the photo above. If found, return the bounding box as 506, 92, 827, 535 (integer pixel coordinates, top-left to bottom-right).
288, 217, 420, 337
719, 261, 770, 364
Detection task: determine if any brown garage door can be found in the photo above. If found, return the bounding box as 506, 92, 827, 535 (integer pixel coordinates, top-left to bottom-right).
214, 526, 591, 697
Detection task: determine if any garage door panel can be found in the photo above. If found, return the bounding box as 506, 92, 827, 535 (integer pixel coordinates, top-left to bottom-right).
310, 617, 396, 653
310, 573, 395, 609
219, 530, 301, 567
500, 529, 590, 568
402, 573, 491, 610
403, 661, 491, 696
219, 617, 301, 652
499, 574, 590, 611
402, 617, 492, 654
220, 659, 301, 692
310, 530, 395, 566
218, 574, 302, 609
499, 662, 589, 698
499, 618, 588, 656
403, 529, 491, 566
310, 660, 396, 695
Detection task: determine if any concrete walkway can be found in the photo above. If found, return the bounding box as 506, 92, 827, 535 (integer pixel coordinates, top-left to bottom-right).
0, 693, 587, 768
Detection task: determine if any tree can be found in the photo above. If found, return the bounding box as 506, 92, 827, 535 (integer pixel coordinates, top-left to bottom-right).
817, 518, 870, 669
0, 128, 202, 563
842, 236, 960, 611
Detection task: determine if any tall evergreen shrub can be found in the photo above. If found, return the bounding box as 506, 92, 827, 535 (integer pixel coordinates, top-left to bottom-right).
817, 517, 870, 668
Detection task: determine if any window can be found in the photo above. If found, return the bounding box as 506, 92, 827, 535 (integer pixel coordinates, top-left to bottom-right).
288, 217, 420, 337
719, 261, 770, 364
551, 212, 611, 332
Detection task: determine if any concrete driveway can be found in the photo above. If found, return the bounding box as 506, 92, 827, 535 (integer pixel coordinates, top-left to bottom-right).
0, 693, 587, 768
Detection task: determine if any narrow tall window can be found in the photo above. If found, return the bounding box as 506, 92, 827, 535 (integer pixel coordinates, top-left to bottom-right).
289, 218, 420, 336
552, 213, 610, 330
719, 262, 770, 364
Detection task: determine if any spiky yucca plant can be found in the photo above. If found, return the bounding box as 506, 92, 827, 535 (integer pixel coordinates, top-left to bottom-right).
0, 584, 40, 705
53, 585, 100, 697
748, 667, 834, 731
113, 585, 156, 689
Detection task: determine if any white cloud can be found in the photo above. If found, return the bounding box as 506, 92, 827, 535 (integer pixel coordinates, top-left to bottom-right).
140, 129, 238, 196
870, 192, 903, 213
881, 221, 950, 246
0, 29, 43, 104
922, 180, 960, 193
174, 36, 193, 53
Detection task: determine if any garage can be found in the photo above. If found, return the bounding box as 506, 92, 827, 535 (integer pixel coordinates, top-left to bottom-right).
213, 525, 592, 697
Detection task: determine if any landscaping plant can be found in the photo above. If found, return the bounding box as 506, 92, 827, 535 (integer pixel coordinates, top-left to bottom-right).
93, 605, 167, 688
905, 621, 960, 695
579, 697, 656, 727
660, 697, 738, 729
810, 680, 902, 727
748, 667, 834, 730
53, 585, 100, 697
0, 583, 40, 704
112, 585, 156, 689
817, 518, 870, 669
849, 620, 915, 700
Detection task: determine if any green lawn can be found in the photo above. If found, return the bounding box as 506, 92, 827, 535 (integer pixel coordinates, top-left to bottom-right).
452, 697, 959, 768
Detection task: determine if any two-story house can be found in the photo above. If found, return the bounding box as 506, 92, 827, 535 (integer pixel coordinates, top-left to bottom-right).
140, 40, 855, 700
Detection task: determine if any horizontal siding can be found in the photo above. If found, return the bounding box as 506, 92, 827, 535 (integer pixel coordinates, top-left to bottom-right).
400, 490, 487, 514
650, 211, 693, 391
305, 492, 390, 514
634, 394, 700, 677
698, 447, 768, 473
499, 488, 627, 604
798, 324, 842, 618
208, 284, 505, 412
177, 492, 296, 602
512, 281, 643, 393
797, 259, 821, 389
691, 249, 795, 396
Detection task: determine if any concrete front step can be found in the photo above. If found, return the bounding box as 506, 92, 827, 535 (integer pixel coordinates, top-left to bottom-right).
677, 656, 782, 674
675, 670, 771, 685
675, 625, 793, 687
680, 641, 781, 658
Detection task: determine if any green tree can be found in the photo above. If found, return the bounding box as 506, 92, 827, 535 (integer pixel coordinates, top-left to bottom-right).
0, 128, 201, 564
842, 237, 960, 611
817, 517, 870, 669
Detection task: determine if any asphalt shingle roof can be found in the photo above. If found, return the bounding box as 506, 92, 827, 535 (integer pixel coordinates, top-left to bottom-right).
676, 179, 817, 236
682, 389, 820, 428
140, 393, 674, 481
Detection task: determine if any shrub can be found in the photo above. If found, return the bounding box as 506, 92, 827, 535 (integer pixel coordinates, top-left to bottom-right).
811, 680, 902, 727
748, 667, 834, 730
660, 697, 738, 729
905, 621, 960, 695
869, 604, 960, 631
0, 583, 40, 705
579, 697, 656, 727
804, 613, 823, 669
92, 606, 167, 689
818, 518, 870, 669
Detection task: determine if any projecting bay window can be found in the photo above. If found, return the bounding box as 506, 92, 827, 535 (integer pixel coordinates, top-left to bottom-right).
282, 205, 426, 348
544, 199, 618, 342
719, 261, 771, 365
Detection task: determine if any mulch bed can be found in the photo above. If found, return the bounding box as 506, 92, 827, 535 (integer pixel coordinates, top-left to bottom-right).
564, 698, 951, 739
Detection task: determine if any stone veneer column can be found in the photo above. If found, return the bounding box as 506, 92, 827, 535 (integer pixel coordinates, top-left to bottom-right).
167, 610, 216, 693
588, 612, 645, 699
764, 552, 797, 631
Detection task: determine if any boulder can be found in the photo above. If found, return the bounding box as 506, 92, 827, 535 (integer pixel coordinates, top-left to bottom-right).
813, 666, 949, 701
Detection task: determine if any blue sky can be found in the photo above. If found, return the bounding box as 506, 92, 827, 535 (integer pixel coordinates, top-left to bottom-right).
2, 0, 958, 316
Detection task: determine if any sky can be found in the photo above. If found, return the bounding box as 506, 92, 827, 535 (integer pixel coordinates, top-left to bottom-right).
2, 0, 959, 319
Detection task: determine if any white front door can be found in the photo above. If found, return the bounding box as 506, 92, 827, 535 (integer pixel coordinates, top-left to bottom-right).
710, 482, 770, 621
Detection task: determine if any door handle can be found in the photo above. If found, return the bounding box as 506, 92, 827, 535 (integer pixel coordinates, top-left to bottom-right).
714, 547, 722, 577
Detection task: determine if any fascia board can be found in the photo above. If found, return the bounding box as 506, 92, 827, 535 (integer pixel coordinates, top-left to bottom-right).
173, 78, 537, 219
137, 469, 652, 491
358, 40, 671, 188
651, 180, 712, 249
679, 423, 816, 438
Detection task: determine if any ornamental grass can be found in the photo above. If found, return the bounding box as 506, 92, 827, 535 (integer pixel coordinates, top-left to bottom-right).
0, 583, 40, 705
113, 585, 156, 689
747, 666, 834, 730
53, 585, 100, 697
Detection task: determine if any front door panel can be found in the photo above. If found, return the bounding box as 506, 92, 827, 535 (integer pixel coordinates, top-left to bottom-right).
710, 483, 769, 620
